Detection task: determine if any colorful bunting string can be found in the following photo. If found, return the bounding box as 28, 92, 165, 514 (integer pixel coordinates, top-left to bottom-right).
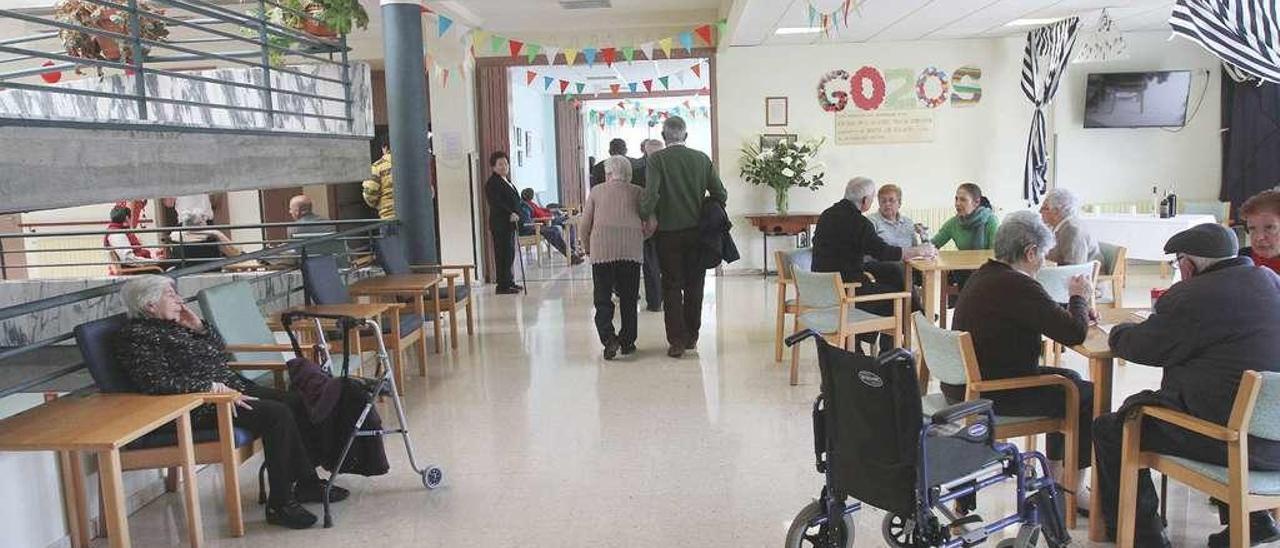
517, 60, 708, 96
806, 0, 870, 36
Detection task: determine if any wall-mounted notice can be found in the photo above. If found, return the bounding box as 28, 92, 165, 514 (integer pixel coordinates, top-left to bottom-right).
834, 109, 935, 145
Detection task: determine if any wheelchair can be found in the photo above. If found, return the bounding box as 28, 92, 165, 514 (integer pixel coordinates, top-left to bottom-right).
783, 330, 1069, 548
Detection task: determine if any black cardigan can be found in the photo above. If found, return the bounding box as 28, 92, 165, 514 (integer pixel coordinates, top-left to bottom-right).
484, 173, 521, 226
811, 199, 903, 284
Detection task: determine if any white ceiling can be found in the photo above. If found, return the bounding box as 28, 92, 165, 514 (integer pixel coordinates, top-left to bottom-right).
730, 0, 1175, 46
434, 0, 725, 33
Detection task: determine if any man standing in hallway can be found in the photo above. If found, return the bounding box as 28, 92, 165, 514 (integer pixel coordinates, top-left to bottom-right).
641, 117, 727, 358
590, 139, 628, 187
362, 135, 395, 220
632, 138, 665, 312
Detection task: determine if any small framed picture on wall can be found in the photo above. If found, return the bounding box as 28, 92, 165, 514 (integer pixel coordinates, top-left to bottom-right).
760, 133, 797, 150
524, 130, 533, 156
514, 126, 523, 149
765, 96, 788, 127
517, 150, 524, 167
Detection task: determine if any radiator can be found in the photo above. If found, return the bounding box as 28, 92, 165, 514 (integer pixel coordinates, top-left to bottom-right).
25, 235, 106, 279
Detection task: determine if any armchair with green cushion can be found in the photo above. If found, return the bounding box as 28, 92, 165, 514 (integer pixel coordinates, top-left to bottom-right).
197, 281, 323, 388
789, 269, 908, 386
374, 232, 475, 350
1117, 371, 1280, 548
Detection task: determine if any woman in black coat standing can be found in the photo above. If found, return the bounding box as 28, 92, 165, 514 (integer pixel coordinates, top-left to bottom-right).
485, 151, 522, 294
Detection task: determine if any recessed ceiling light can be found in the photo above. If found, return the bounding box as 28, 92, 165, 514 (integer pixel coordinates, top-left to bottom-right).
1005, 17, 1065, 27
775, 27, 823, 35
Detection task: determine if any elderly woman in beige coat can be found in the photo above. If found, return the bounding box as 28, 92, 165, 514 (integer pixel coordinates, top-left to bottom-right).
581, 155, 655, 360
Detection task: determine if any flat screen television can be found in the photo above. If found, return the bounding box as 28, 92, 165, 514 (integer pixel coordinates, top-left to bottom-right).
1084, 71, 1192, 128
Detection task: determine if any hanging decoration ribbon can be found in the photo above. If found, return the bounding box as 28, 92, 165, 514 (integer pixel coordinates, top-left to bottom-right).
518, 59, 707, 96
806, 0, 871, 36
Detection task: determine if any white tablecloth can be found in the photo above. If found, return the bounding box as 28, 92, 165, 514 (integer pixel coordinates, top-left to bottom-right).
1075, 214, 1219, 261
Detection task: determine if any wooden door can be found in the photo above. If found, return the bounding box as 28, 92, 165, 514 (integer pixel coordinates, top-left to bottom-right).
554, 96, 586, 209
475, 64, 511, 283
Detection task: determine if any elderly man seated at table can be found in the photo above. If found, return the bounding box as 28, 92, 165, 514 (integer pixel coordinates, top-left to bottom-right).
1239, 188, 1280, 275
113, 275, 347, 530
1039, 187, 1101, 265
946, 210, 1096, 506
1094, 223, 1280, 548
812, 177, 935, 332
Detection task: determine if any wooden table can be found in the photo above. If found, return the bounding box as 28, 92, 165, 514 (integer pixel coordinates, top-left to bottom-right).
744, 213, 820, 277
1069, 307, 1149, 542
905, 249, 993, 326
0, 393, 207, 548
350, 273, 443, 354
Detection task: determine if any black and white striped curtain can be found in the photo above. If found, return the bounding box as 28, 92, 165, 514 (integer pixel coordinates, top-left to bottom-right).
1170, 0, 1280, 84
1022, 17, 1080, 205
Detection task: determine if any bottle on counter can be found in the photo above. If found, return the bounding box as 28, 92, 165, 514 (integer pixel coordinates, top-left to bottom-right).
1151, 185, 1161, 217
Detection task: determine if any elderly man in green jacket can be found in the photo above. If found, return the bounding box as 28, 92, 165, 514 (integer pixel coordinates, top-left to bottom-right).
640, 116, 728, 358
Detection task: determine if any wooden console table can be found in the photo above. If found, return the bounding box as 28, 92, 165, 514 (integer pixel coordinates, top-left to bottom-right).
744, 213, 821, 277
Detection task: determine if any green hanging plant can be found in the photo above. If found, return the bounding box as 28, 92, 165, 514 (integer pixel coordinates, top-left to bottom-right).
305, 0, 370, 37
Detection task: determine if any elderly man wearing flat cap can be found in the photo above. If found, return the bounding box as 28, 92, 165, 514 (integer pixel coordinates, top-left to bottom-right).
1093, 223, 1280, 548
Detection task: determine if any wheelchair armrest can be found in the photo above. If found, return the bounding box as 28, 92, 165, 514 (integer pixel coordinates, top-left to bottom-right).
931, 398, 993, 425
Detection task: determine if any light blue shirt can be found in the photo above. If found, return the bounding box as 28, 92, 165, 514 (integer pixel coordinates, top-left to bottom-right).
867, 211, 917, 249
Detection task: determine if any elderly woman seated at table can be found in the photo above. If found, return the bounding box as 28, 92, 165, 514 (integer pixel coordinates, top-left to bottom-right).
113, 275, 345, 530
1240, 188, 1280, 274
945, 210, 1096, 507
1039, 187, 1102, 266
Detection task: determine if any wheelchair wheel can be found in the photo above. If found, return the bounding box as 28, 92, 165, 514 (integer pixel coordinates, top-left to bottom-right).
421, 465, 444, 489
882, 513, 917, 547
784, 500, 854, 548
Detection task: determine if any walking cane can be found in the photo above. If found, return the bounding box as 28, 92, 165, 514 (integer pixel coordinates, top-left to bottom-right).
513, 221, 527, 294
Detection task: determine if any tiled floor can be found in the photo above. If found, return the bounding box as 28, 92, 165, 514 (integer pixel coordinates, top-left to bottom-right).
111, 264, 1235, 547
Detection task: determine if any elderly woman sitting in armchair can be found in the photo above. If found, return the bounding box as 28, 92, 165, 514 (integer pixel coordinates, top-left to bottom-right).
113, 275, 345, 529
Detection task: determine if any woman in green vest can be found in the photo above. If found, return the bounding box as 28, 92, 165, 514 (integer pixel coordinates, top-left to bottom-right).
932, 182, 998, 250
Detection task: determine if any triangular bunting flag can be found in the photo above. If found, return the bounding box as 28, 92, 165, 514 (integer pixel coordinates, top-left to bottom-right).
678, 32, 694, 52
691, 63, 702, 79
542, 46, 560, 65
621, 46, 635, 62
628, 82, 638, 93
658, 38, 673, 58
563, 48, 579, 65
508, 39, 524, 58
420, 4, 431, 14
683, 100, 691, 109
821, 14, 829, 35
676, 71, 686, 85
642, 80, 653, 92
575, 82, 585, 94
437, 15, 453, 37
524, 43, 542, 63
658, 76, 669, 89
808, 4, 817, 26
526, 70, 537, 86
610, 83, 620, 94
694, 24, 713, 46
716, 19, 728, 40
559, 80, 570, 93
639, 42, 654, 60
583, 47, 598, 66
543, 76, 554, 90
843, 0, 851, 26
602, 47, 616, 66
490, 34, 506, 55
472, 30, 490, 53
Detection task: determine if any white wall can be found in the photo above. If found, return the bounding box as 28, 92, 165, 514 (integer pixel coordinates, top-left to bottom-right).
715, 32, 1223, 271
1052, 32, 1222, 203
507, 71, 560, 201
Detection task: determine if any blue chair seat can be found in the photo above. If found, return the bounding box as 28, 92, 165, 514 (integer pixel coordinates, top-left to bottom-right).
126, 424, 256, 450
431, 285, 470, 303
799, 308, 886, 334
921, 394, 1051, 427
332, 312, 426, 341
1164, 456, 1280, 496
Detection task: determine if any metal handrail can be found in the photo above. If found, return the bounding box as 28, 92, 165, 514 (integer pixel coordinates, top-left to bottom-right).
0, 219, 396, 400
0, 0, 358, 134
0, 218, 383, 239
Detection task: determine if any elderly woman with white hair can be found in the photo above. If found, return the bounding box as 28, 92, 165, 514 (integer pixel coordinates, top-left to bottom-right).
170, 209, 241, 263
113, 275, 346, 529
947, 210, 1096, 508
580, 155, 653, 359
1039, 187, 1102, 265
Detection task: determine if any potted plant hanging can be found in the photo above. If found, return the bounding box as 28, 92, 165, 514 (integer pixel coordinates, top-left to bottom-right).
53, 0, 168, 70
739, 137, 826, 215
301, 0, 370, 38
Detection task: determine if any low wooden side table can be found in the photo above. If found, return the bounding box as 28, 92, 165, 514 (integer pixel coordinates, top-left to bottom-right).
744, 212, 821, 278
0, 393, 207, 548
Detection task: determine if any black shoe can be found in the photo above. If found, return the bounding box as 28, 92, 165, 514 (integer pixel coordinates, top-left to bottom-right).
294, 479, 349, 504
1106, 526, 1172, 548
685, 336, 698, 350
646, 304, 662, 312
570, 255, 584, 265
496, 286, 520, 295
620, 344, 637, 355
667, 345, 684, 358
1208, 511, 1280, 547
266, 500, 317, 529
603, 339, 620, 360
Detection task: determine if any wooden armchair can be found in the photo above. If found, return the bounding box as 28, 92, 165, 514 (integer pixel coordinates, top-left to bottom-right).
105, 250, 163, 276
1118, 371, 1280, 548
73, 316, 261, 538
911, 311, 1079, 528
789, 269, 909, 386
374, 233, 476, 350
773, 248, 813, 363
